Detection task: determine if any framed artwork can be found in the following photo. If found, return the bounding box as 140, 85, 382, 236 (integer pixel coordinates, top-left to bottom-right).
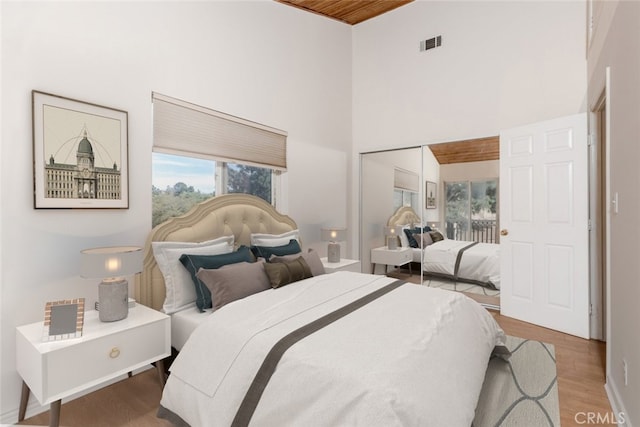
42, 298, 85, 341
426, 181, 437, 209
32, 91, 129, 208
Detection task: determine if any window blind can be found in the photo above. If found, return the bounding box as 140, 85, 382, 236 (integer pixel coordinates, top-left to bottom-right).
394, 167, 419, 192
152, 92, 287, 170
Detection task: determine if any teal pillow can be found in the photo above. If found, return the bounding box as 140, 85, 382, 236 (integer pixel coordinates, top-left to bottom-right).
179, 245, 253, 311
250, 239, 301, 260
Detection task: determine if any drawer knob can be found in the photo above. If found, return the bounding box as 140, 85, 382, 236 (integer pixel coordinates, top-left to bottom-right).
109, 347, 121, 359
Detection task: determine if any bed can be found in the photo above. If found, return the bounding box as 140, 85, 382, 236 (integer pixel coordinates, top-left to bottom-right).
387, 206, 501, 290
136, 195, 507, 426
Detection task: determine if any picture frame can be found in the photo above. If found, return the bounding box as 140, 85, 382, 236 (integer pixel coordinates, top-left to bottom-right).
32, 91, 129, 208
426, 181, 437, 209
43, 298, 85, 341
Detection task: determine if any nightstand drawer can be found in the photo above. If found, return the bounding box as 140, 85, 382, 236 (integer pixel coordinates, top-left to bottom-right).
45, 318, 167, 400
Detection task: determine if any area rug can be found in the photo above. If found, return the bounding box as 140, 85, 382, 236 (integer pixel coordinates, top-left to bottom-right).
473, 335, 560, 427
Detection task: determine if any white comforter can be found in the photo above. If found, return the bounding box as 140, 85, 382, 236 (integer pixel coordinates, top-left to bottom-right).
423, 240, 501, 289
161, 271, 505, 427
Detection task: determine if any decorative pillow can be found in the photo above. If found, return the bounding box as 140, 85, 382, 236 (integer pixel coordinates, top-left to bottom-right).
251, 239, 301, 260
179, 246, 253, 312
151, 236, 234, 314
196, 261, 271, 310
269, 249, 325, 276
250, 229, 300, 247
428, 230, 445, 242
415, 232, 434, 248
263, 257, 312, 288
404, 226, 433, 248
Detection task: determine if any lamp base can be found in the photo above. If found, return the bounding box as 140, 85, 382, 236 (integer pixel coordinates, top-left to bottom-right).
327, 242, 341, 263
98, 279, 129, 322
387, 236, 398, 250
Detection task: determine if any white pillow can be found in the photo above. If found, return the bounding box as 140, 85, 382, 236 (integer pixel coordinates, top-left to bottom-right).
152, 235, 234, 314
250, 229, 300, 247
399, 225, 411, 248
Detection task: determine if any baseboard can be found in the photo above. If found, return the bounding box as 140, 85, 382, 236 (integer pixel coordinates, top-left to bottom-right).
605, 377, 633, 427
0, 365, 152, 425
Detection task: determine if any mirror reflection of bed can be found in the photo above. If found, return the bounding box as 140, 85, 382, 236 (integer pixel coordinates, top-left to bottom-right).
360, 138, 500, 309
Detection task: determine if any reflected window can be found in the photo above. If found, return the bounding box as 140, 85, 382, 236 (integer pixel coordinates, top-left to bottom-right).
445, 179, 498, 243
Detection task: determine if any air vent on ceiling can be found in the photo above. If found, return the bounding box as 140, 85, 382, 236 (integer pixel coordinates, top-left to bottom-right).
420, 35, 442, 52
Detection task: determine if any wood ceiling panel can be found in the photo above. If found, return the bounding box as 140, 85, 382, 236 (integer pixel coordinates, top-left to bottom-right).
276, 0, 414, 25
428, 136, 500, 165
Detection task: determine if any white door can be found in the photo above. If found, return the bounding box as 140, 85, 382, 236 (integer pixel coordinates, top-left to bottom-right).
500, 113, 589, 338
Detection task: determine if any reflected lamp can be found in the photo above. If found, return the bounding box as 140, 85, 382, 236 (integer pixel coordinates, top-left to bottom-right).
81, 246, 142, 322
321, 228, 346, 263
385, 226, 400, 250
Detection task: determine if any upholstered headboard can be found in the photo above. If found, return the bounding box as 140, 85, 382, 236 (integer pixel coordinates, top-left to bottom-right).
135, 194, 297, 311
387, 206, 421, 227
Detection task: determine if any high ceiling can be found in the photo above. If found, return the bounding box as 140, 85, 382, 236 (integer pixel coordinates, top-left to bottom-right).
275, 0, 414, 25
274, 1, 498, 165
428, 136, 500, 165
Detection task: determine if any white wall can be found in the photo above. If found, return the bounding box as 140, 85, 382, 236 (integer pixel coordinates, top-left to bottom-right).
0, 1, 352, 421
587, 1, 640, 424
352, 1, 587, 153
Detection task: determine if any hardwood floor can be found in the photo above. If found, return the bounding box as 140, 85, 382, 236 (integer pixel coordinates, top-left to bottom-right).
19, 301, 610, 426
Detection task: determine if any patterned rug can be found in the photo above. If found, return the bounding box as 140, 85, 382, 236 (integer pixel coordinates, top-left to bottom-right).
473, 335, 560, 427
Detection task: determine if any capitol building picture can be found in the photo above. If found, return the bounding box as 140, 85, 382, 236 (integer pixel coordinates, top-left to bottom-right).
44, 130, 121, 200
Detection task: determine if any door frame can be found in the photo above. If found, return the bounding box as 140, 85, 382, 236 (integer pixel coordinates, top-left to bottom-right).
588, 67, 611, 343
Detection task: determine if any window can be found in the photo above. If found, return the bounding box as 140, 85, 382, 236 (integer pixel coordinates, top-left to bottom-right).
152, 153, 276, 228
393, 167, 420, 213
445, 179, 498, 243
151, 93, 286, 227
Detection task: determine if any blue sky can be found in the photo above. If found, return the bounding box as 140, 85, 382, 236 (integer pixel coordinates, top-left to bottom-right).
152, 152, 215, 194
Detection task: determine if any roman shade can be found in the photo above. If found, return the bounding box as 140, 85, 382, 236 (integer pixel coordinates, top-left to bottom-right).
394, 167, 419, 192
152, 92, 287, 170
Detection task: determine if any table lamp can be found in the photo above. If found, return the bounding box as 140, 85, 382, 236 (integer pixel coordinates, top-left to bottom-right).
80, 246, 142, 322
321, 228, 346, 263
385, 226, 400, 250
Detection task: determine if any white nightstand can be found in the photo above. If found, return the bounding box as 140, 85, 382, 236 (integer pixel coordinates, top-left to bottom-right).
16, 304, 170, 427
371, 246, 413, 275
321, 257, 361, 273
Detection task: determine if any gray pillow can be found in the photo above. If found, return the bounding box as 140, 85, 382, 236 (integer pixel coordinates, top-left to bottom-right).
196, 260, 271, 310
269, 249, 326, 276
416, 232, 434, 248
263, 257, 312, 288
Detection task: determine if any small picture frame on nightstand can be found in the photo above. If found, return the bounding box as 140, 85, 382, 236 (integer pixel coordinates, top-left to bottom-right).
43, 298, 85, 341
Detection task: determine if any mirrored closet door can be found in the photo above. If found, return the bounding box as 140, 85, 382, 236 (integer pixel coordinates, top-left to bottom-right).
360, 140, 501, 309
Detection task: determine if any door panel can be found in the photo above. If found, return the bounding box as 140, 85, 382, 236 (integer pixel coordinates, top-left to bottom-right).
500, 113, 589, 338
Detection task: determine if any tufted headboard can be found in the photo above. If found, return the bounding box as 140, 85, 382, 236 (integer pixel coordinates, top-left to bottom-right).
135, 194, 297, 311
387, 206, 421, 227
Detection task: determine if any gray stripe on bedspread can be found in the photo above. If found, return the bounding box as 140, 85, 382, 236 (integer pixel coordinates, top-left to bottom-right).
231, 279, 407, 427
453, 241, 479, 280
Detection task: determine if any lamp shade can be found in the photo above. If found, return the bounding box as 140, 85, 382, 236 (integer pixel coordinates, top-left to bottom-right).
80, 246, 143, 279
321, 228, 346, 242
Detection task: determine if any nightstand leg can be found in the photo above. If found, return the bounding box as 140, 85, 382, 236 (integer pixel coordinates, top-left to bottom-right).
156, 359, 166, 387
18, 380, 29, 421
49, 400, 61, 427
